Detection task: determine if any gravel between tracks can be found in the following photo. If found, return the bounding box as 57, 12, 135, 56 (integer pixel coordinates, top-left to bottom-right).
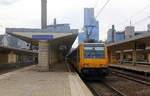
105, 75, 150, 96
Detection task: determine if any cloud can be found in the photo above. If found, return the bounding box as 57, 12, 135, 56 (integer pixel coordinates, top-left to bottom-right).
0, 0, 20, 5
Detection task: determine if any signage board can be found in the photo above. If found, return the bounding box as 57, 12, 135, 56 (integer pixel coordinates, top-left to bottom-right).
32, 35, 53, 40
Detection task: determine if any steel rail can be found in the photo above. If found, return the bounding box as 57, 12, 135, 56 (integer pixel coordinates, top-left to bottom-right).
111, 69, 150, 86
102, 81, 126, 96
86, 82, 126, 96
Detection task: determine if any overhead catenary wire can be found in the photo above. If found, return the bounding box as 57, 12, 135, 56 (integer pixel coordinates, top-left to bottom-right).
81, 0, 112, 42
96, 0, 111, 19
118, 4, 150, 26
79, 0, 112, 42
89, 0, 112, 35
132, 16, 150, 25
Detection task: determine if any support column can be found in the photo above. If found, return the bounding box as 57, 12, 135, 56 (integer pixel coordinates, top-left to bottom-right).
120, 51, 124, 64
49, 43, 53, 71
132, 43, 137, 66
132, 50, 136, 66
110, 50, 113, 64
38, 40, 49, 71
148, 54, 150, 63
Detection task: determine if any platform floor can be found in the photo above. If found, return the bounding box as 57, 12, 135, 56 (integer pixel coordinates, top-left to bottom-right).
110, 63, 150, 73
0, 63, 93, 96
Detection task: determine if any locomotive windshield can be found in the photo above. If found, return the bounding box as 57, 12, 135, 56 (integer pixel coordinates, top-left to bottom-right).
84, 44, 105, 59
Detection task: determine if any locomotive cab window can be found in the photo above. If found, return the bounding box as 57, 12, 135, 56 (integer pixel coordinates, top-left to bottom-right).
84, 44, 105, 59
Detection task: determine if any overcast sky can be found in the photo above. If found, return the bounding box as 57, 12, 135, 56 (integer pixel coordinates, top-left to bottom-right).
0, 0, 150, 40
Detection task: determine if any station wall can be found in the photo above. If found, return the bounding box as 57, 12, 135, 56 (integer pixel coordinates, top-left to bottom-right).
0, 54, 8, 63
0, 51, 37, 64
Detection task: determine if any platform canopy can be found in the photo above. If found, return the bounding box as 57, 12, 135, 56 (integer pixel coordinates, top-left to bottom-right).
7, 31, 77, 47
0, 45, 38, 54
107, 32, 150, 51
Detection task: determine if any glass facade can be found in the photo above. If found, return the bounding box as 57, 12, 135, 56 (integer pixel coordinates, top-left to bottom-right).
115, 33, 125, 42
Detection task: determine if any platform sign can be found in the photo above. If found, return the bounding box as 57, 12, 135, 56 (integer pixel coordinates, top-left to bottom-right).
32, 35, 53, 40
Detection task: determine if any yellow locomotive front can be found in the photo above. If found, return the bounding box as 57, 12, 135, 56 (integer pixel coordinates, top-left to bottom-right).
79, 43, 109, 77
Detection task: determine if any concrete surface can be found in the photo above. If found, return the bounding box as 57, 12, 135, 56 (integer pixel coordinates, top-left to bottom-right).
0, 63, 93, 96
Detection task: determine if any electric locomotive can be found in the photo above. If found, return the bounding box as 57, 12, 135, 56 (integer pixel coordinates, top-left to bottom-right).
67, 43, 109, 78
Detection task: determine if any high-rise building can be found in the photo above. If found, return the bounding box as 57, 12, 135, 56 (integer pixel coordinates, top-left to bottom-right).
107, 29, 112, 43
147, 24, 150, 32
78, 8, 99, 43
107, 30, 125, 43
125, 26, 135, 39
107, 25, 116, 43
107, 29, 114, 43
107, 24, 150, 44
115, 32, 125, 42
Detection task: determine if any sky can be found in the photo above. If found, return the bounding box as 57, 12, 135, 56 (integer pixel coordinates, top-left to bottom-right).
0, 0, 150, 40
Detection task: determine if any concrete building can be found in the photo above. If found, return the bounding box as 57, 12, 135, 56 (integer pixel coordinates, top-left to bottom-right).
107, 24, 150, 44
47, 19, 71, 31
106, 25, 116, 43
125, 24, 150, 37
47, 24, 70, 31
107, 28, 116, 43
107, 30, 125, 43
125, 26, 135, 39
147, 24, 150, 31
78, 8, 99, 43
46, 19, 73, 32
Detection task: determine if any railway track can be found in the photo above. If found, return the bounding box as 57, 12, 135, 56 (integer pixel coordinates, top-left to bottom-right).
85, 68, 150, 96
86, 81, 126, 96
102, 81, 126, 96
68, 63, 150, 95
110, 68, 150, 86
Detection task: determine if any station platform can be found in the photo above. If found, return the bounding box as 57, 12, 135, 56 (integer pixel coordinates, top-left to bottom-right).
0, 63, 93, 96
110, 64, 150, 74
